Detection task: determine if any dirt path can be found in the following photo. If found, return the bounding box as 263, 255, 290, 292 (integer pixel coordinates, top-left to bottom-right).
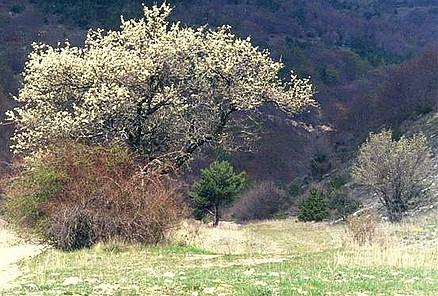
0, 219, 44, 291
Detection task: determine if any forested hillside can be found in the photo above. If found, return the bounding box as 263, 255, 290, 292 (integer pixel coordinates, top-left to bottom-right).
0, 0, 437, 182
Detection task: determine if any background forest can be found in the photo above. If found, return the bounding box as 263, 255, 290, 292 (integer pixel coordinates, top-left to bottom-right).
0, 0, 437, 187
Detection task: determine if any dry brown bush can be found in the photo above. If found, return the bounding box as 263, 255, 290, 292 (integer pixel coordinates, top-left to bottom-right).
4, 141, 187, 250
230, 180, 290, 222
345, 210, 380, 246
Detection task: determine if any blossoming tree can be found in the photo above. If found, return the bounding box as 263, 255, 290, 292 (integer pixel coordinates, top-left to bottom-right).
8, 3, 315, 170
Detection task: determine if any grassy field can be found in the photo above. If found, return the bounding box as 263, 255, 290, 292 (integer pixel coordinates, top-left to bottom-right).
2, 216, 438, 295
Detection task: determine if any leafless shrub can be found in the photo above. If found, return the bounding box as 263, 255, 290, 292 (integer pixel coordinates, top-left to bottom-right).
345, 210, 379, 246
230, 180, 290, 222
5, 141, 188, 250
352, 130, 432, 222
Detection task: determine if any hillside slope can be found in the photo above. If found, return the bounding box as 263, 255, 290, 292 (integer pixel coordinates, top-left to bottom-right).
0, 0, 437, 182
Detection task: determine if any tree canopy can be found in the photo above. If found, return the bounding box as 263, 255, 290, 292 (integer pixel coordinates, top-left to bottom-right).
8, 3, 315, 169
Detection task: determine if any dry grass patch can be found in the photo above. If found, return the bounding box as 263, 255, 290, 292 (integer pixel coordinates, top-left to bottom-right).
171, 219, 345, 255
337, 243, 438, 269
171, 220, 268, 255
248, 219, 345, 253
338, 217, 438, 269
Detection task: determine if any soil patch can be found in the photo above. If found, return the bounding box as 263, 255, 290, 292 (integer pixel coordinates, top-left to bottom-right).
0, 219, 44, 291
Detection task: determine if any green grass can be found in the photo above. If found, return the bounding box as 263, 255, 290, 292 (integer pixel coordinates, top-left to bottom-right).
3, 218, 438, 295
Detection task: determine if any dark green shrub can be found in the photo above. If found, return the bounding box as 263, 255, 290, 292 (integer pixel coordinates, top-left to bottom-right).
298, 188, 329, 222
286, 181, 304, 197
10, 4, 25, 14
310, 153, 332, 179
3, 162, 63, 240
329, 175, 348, 190
318, 64, 341, 85
418, 103, 434, 116
0, 51, 14, 94
328, 192, 361, 219
325, 175, 360, 219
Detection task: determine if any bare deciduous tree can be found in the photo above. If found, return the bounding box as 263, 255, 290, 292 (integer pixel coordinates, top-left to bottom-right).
352, 130, 432, 222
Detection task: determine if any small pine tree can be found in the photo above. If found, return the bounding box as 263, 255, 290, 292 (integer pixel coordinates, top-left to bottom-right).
298, 188, 329, 222
189, 161, 246, 226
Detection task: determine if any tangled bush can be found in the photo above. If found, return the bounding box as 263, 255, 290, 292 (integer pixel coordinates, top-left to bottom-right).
352, 130, 432, 222
345, 210, 379, 246
4, 141, 187, 250
231, 180, 290, 222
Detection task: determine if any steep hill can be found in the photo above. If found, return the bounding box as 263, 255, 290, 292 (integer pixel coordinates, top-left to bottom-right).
0, 0, 437, 183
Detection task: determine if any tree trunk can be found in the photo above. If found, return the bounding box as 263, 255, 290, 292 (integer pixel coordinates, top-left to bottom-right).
387, 199, 406, 222
213, 205, 220, 227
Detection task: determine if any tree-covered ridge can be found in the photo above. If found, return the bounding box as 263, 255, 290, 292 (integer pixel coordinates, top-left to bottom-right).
0, 0, 437, 181
32, 0, 143, 28
32, 0, 438, 61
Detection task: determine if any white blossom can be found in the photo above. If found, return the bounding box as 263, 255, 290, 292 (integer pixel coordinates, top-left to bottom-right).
9, 3, 315, 166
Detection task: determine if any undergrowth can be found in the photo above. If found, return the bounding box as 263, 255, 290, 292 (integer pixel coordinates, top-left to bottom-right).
3, 141, 187, 250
